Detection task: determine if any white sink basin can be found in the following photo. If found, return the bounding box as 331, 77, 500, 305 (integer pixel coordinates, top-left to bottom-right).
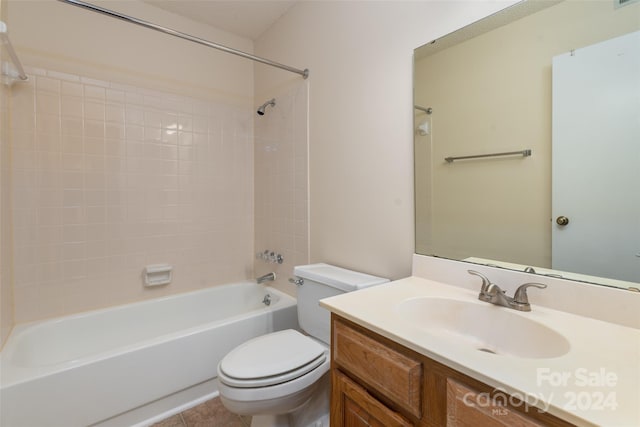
395, 297, 570, 359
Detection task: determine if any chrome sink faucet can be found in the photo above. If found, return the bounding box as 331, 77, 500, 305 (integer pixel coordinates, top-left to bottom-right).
468, 270, 546, 312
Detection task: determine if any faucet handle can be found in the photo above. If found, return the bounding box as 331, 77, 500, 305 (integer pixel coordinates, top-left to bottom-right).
468, 270, 491, 291
468, 270, 496, 302
513, 282, 547, 306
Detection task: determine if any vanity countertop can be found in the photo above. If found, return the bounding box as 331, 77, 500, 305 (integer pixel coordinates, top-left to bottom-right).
320, 276, 640, 427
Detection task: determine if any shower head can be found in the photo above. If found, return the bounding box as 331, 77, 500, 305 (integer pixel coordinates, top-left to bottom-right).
257, 98, 276, 115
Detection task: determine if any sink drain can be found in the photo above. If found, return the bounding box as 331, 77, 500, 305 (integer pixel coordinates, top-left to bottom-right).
477, 347, 497, 354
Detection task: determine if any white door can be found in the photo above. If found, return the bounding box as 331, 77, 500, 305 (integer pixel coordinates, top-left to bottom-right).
552, 31, 640, 283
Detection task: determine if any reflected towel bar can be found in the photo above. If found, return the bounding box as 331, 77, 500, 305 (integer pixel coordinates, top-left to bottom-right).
415, 105, 432, 114
445, 149, 531, 163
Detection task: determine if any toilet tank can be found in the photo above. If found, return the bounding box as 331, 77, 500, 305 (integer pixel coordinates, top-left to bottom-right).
293, 263, 388, 345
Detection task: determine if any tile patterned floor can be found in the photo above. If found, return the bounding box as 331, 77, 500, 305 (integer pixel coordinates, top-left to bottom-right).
151, 397, 251, 427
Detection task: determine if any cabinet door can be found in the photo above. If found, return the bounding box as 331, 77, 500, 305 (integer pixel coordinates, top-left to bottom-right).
331, 370, 414, 427
333, 317, 423, 417
446, 379, 547, 427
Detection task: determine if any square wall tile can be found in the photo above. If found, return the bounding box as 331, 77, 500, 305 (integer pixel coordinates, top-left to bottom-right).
10, 67, 255, 322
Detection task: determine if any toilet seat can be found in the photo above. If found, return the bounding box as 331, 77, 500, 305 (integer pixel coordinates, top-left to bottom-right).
218, 329, 327, 388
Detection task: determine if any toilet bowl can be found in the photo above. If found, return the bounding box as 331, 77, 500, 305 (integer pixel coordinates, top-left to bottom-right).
217, 330, 330, 424
216, 263, 388, 427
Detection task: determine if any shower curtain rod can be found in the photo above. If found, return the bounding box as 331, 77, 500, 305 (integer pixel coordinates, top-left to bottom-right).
0, 21, 29, 82
57, 0, 309, 79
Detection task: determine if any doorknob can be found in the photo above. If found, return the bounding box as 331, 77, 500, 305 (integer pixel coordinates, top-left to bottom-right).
556, 216, 569, 226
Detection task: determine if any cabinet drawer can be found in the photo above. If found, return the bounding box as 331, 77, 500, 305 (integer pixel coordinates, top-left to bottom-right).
333, 318, 422, 418
332, 370, 414, 427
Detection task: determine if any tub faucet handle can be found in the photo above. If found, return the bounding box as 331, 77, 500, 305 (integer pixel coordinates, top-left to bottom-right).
288, 277, 303, 286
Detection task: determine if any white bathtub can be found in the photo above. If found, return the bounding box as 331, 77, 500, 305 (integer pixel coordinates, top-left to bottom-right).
0, 282, 298, 427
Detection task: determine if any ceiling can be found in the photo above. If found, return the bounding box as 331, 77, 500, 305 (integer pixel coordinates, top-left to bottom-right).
142, 0, 298, 40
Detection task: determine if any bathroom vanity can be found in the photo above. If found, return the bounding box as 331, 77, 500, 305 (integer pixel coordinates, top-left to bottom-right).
330, 315, 572, 426
320, 256, 640, 427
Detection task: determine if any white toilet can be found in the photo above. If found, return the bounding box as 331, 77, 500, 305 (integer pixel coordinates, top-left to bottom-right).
216, 263, 388, 427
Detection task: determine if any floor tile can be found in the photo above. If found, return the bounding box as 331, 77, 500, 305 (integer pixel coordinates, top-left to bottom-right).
181, 397, 243, 427
151, 414, 186, 427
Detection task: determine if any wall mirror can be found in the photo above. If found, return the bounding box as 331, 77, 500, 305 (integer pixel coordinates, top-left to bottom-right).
414, 0, 639, 290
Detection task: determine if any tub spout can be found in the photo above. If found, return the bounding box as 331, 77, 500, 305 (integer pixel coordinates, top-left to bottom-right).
256, 272, 276, 284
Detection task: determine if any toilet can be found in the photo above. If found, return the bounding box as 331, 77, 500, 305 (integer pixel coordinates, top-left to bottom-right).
216, 263, 388, 427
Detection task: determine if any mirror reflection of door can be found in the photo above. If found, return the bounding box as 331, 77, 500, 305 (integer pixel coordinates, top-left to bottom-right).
552, 30, 640, 283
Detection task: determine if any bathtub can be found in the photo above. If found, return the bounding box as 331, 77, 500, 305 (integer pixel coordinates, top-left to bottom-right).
0, 282, 298, 427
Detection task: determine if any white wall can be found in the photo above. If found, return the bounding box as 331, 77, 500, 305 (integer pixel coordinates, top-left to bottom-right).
255, 1, 516, 280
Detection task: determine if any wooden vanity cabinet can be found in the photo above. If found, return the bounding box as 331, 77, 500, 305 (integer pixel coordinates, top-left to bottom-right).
330, 314, 575, 427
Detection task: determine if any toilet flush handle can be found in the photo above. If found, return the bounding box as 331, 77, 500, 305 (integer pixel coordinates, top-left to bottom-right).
289, 277, 304, 286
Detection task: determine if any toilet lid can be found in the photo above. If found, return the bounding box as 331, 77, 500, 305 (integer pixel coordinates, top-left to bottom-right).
219, 329, 327, 387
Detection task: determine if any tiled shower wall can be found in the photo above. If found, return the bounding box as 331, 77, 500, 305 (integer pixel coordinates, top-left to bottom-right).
254, 83, 309, 293
10, 67, 254, 323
